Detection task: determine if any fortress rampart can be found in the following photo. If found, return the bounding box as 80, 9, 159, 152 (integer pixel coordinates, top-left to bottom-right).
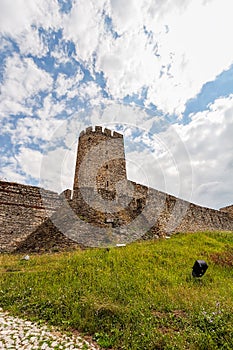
0, 126, 233, 253
0, 181, 61, 252
13, 182, 233, 253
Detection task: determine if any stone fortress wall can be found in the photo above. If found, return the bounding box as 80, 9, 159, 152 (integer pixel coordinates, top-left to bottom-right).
0, 125, 233, 253
70, 126, 233, 238
0, 181, 61, 252
220, 204, 233, 217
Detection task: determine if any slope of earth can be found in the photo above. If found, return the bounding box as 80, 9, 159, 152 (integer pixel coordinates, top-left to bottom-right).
0, 231, 232, 349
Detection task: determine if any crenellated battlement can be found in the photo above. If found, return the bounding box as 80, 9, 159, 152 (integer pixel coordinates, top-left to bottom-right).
79, 126, 123, 139
73, 125, 127, 200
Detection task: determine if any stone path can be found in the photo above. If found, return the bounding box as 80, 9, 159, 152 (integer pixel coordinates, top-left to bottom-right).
0, 308, 99, 350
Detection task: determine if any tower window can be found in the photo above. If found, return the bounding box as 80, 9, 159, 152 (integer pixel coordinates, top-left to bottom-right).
106, 181, 109, 187
106, 164, 108, 169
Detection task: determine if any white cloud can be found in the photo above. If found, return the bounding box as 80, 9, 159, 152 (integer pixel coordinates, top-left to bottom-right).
0, 167, 26, 184
11, 115, 64, 145
55, 71, 84, 98
0, 0, 61, 35
17, 27, 48, 57
89, 102, 155, 129
0, 142, 76, 193
0, 1, 61, 60
95, 0, 233, 115
126, 126, 193, 203
0, 155, 27, 184
1, 95, 65, 150
110, 0, 142, 33
40, 146, 76, 193
16, 147, 43, 180
37, 94, 66, 120
97, 29, 161, 98
0, 54, 53, 117
78, 81, 102, 104
2, 0, 233, 117
63, 0, 105, 62
126, 95, 233, 209
146, 0, 233, 115
1, 0, 233, 118
180, 95, 233, 208
0, 36, 13, 51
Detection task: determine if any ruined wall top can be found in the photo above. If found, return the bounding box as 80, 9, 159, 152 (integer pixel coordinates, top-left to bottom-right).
0, 180, 61, 210
79, 126, 123, 139
220, 204, 233, 217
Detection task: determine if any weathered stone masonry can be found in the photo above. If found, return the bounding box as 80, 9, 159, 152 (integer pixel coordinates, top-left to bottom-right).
0, 181, 61, 252
0, 125, 233, 253
220, 205, 233, 217
71, 126, 233, 238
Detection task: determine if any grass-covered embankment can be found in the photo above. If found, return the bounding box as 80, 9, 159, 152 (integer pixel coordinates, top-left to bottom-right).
0, 231, 232, 349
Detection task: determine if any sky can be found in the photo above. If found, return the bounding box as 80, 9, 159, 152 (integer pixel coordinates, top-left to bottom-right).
0, 0, 233, 210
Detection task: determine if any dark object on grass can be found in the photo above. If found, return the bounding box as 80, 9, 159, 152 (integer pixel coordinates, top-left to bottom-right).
192, 260, 208, 277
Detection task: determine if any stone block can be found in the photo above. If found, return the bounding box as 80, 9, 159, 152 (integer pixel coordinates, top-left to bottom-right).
85, 126, 93, 134
95, 126, 103, 133
113, 131, 123, 138
104, 128, 112, 136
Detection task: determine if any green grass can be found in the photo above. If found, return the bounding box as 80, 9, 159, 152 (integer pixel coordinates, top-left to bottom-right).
0, 231, 233, 349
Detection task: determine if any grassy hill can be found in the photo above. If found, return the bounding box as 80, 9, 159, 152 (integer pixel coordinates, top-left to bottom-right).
0, 231, 232, 349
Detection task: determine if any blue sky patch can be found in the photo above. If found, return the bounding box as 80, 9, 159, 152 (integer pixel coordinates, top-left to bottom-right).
184, 64, 233, 121
123, 87, 148, 108
104, 14, 120, 39
57, 0, 73, 14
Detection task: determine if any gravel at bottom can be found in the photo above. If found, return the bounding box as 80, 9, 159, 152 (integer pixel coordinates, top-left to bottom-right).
0, 308, 99, 350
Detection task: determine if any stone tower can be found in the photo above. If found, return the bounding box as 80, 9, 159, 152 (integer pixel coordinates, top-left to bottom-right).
72, 126, 128, 218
